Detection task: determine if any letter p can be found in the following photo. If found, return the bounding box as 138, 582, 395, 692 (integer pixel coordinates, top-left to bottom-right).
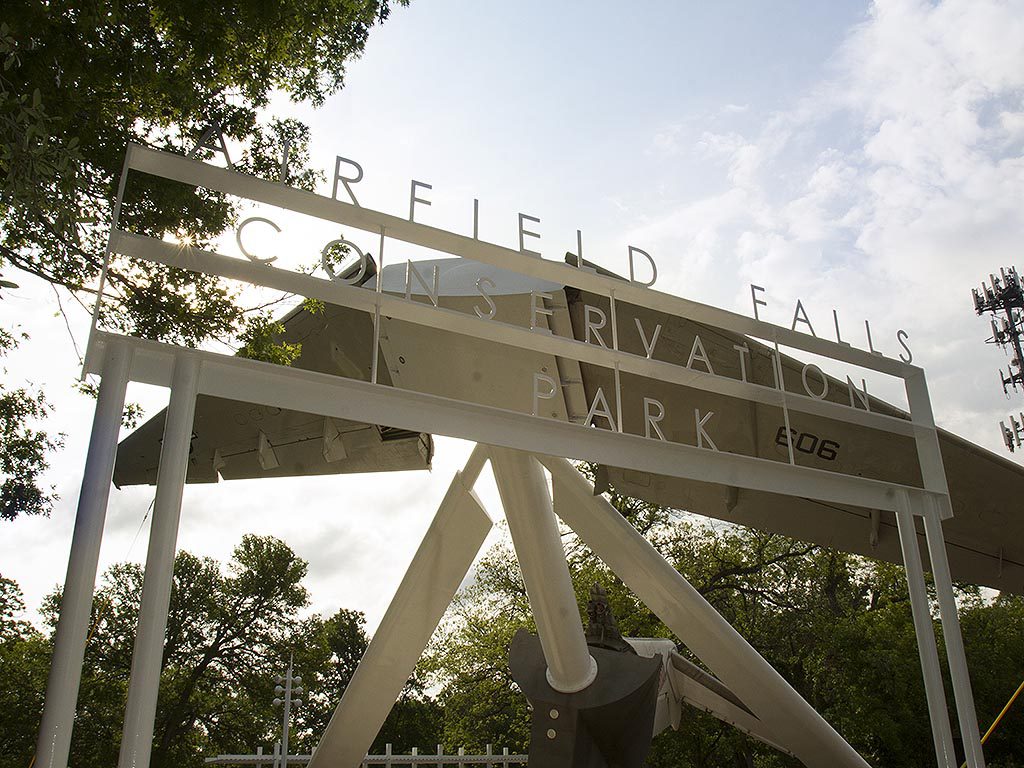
533, 372, 558, 417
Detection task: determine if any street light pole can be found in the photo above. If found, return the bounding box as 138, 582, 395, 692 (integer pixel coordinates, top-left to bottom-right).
272, 654, 303, 768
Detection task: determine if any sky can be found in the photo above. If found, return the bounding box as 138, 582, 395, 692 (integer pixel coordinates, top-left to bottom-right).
2, 0, 1024, 641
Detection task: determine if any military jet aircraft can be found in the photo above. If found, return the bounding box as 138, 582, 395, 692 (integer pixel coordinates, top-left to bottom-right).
116, 253, 1024, 596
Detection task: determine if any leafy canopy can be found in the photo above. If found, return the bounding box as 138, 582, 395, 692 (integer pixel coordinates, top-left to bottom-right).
0, 0, 406, 520
1, 0, 404, 343
1, 535, 438, 768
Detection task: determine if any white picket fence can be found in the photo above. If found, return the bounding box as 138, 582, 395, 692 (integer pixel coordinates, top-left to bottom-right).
205, 743, 528, 767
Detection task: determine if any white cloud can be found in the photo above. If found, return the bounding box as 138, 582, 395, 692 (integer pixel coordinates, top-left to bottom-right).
629, 0, 1024, 452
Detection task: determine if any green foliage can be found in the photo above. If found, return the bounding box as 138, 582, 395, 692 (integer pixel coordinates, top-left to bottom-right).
0, 0, 403, 343
0, 327, 63, 520
421, 539, 535, 752
0, 577, 50, 767
1, 535, 441, 768
0, 0, 405, 521
236, 313, 303, 366
424, 477, 1024, 766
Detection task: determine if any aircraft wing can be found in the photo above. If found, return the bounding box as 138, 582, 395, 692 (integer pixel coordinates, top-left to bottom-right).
563, 287, 1024, 595
115, 256, 1024, 594
114, 299, 432, 486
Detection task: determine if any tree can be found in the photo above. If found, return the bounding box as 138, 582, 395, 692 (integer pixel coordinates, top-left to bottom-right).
0, 326, 63, 520
1, 535, 443, 767
0, 576, 51, 768
33, 535, 313, 768
0, 0, 406, 518
290, 608, 443, 756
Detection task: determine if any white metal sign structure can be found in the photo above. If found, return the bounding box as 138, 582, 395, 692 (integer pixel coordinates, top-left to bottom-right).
34, 145, 993, 768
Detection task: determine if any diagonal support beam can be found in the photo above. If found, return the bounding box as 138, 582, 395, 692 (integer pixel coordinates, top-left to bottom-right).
309, 445, 494, 768
541, 455, 870, 768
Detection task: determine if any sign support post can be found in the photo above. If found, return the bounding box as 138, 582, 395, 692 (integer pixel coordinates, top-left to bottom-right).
924, 497, 986, 767
894, 491, 957, 767
35, 341, 132, 768
490, 447, 597, 694
118, 353, 200, 768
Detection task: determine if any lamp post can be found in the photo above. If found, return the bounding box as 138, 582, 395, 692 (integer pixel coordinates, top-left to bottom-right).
272, 654, 304, 767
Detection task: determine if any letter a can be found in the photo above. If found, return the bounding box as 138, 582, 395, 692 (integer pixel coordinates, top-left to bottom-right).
188, 122, 233, 168
687, 335, 716, 375
791, 299, 816, 336
585, 387, 618, 431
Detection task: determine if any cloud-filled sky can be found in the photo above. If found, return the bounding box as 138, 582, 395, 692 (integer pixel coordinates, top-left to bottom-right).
2, 0, 1024, 635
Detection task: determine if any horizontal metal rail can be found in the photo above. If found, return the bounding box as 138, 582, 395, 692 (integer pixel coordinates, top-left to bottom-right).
124, 143, 913, 378
109, 230, 919, 439
88, 331, 936, 513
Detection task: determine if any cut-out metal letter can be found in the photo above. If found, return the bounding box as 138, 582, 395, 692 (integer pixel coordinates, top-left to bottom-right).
533, 372, 558, 417
518, 213, 541, 257
751, 284, 767, 321
847, 376, 870, 411
791, 300, 816, 337
628, 246, 657, 287
406, 261, 440, 307
531, 291, 553, 333
321, 238, 369, 284
897, 329, 913, 364
585, 305, 609, 348
694, 409, 718, 451
733, 344, 751, 382
236, 217, 281, 264
687, 335, 716, 375
801, 363, 829, 400
833, 309, 851, 347
332, 156, 364, 205
865, 320, 882, 356
475, 277, 497, 320
409, 180, 432, 222
635, 317, 662, 359
585, 387, 617, 431
644, 398, 666, 441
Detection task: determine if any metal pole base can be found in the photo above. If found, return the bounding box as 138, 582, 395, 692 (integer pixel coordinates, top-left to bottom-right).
509, 630, 662, 768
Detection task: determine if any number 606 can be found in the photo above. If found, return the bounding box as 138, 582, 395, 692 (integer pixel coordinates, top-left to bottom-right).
775, 427, 840, 461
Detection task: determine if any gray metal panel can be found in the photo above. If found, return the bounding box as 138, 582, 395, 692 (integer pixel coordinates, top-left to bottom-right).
565, 291, 1024, 594
114, 301, 432, 486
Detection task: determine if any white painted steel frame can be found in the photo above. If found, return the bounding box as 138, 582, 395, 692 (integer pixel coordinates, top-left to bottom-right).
117, 145, 907, 376
35, 341, 132, 768
85, 331, 915, 514
109, 230, 919, 440
309, 446, 494, 768
36, 146, 982, 768
66, 336, 977, 768
100, 145, 953, 513
489, 447, 597, 693
118, 353, 201, 768
895, 491, 957, 768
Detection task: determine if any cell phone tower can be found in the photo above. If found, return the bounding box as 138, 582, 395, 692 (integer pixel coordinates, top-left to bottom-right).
972, 266, 1024, 452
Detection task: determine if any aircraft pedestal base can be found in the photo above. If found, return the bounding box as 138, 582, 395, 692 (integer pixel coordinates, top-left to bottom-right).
509, 630, 662, 768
